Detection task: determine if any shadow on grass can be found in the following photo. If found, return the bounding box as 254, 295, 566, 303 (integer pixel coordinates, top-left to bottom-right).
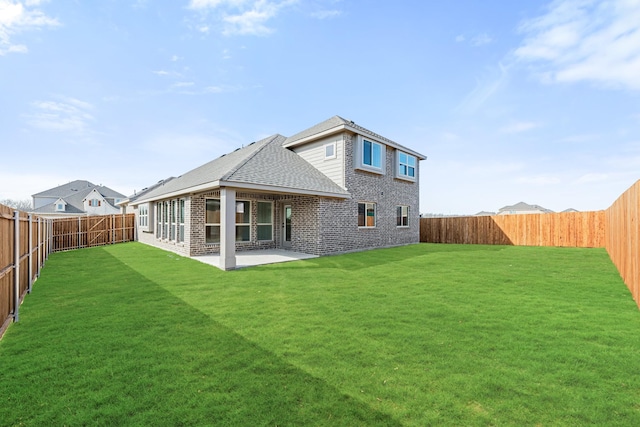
0, 247, 400, 426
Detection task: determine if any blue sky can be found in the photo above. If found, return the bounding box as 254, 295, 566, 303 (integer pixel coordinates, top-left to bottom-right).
1, 0, 639, 214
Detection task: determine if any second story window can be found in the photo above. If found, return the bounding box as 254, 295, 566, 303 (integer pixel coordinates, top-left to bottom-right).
397, 151, 417, 180
363, 139, 382, 168
355, 135, 385, 174
89, 199, 101, 207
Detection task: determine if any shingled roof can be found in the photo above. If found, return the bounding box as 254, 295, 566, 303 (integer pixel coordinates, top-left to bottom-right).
134, 133, 350, 204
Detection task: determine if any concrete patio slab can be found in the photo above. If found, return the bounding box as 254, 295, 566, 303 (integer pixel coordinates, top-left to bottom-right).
192, 249, 318, 270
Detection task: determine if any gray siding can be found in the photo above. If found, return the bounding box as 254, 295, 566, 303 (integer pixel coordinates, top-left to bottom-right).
291, 134, 345, 189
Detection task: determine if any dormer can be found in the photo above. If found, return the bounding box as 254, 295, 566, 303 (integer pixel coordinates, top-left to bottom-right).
54, 198, 67, 212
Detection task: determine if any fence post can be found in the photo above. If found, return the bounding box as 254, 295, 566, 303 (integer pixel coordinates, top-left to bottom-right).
13, 210, 20, 323
28, 214, 33, 293
112, 215, 115, 245
37, 217, 41, 277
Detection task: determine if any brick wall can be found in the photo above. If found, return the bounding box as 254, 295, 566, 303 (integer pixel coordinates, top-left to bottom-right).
316, 132, 420, 255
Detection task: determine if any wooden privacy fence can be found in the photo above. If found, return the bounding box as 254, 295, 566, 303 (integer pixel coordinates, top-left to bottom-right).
0, 204, 51, 337
1, 208, 135, 339
605, 180, 640, 308
51, 214, 135, 252
420, 211, 606, 247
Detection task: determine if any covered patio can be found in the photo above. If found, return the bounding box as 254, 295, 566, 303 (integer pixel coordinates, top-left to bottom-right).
192, 248, 318, 270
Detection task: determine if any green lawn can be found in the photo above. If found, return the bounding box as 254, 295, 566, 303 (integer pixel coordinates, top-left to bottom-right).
1, 243, 639, 426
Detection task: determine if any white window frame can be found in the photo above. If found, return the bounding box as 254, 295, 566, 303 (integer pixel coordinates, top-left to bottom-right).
397, 205, 409, 227
205, 198, 252, 244
205, 198, 221, 244
358, 202, 377, 228
256, 201, 274, 241
178, 199, 185, 243
156, 202, 162, 238
55, 203, 65, 212
355, 135, 385, 174
139, 204, 148, 227
396, 151, 417, 181
324, 142, 337, 160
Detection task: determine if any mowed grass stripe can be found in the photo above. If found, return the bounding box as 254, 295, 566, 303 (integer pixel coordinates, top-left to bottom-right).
0, 246, 399, 426
1, 242, 639, 425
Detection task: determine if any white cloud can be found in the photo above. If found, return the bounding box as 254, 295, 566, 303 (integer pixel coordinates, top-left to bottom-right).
574, 172, 609, 183
0, 0, 59, 55
456, 62, 510, 113
471, 33, 492, 46
25, 97, 94, 133
310, 9, 341, 19
499, 121, 541, 133
455, 34, 465, 42
188, 0, 297, 36
515, 0, 640, 90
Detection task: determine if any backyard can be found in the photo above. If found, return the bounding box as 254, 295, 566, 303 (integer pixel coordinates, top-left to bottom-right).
0, 242, 639, 426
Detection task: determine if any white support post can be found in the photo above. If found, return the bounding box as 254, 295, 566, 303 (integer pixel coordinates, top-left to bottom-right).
28, 214, 33, 293
13, 210, 20, 322
78, 216, 82, 249
219, 187, 237, 270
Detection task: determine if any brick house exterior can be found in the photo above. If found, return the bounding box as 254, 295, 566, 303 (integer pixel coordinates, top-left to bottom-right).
124, 116, 426, 269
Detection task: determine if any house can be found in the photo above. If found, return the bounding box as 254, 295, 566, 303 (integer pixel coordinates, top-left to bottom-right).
497, 202, 554, 215
31, 180, 126, 217
126, 116, 427, 270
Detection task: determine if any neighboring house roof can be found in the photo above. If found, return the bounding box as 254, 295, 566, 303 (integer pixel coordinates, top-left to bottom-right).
119, 177, 176, 206
134, 133, 351, 204
284, 115, 427, 160
475, 211, 496, 216
562, 208, 579, 213
498, 202, 554, 213
32, 181, 126, 214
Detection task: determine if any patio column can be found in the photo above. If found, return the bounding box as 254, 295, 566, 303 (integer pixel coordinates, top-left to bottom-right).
219, 187, 236, 270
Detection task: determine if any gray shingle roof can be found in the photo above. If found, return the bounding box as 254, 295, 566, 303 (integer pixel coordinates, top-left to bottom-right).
498, 202, 554, 213
32, 180, 95, 198
136, 134, 350, 203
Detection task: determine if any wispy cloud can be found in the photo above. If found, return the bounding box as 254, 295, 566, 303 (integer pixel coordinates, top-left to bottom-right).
499, 121, 541, 134
471, 33, 493, 46
515, 0, 640, 90
0, 0, 59, 55
25, 97, 95, 134
456, 62, 510, 113
188, 0, 297, 36
310, 9, 341, 19
455, 32, 493, 46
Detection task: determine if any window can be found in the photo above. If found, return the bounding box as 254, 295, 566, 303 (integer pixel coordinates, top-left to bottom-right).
358, 202, 376, 228
89, 199, 101, 207
235, 201, 250, 242
397, 151, 417, 180
178, 199, 185, 243
363, 139, 382, 168
139, 205, 148, 227
257, 201, 273, 241
355, 135, 385, 173
162, 201, 169, 239
205, 199, 251, 244
56, 203, 65, 212
169, 200, 176, 241
156, 202, 162, 238
205, 199, 221, 244
397, 206, 409, 227
324, 142, 336, 160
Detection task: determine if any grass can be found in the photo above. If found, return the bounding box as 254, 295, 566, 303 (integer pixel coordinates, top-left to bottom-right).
1, 242, 639, 426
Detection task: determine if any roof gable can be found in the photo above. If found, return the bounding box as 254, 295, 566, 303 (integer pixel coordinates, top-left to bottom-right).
283, 115, 426, 160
